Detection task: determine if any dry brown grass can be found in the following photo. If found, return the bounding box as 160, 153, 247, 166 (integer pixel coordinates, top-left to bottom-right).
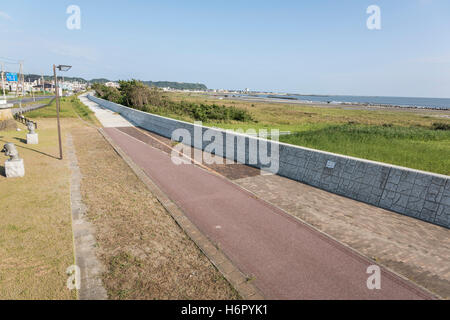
168, 92, 450, 129
71, 126, 240, 300
0, 119, 78, 300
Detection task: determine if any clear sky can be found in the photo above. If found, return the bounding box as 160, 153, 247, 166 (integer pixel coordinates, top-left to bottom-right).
1, 0, 449, 97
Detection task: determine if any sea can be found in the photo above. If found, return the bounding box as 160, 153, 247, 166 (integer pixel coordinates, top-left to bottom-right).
239, 94, 450, 110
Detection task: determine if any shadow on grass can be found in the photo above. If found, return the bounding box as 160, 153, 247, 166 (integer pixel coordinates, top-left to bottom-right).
0, 138, 59, 160
13, 137, 27, 144
0, 165, 4, 177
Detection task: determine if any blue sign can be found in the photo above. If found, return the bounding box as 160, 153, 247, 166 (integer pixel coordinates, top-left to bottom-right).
6, 73, 18, 82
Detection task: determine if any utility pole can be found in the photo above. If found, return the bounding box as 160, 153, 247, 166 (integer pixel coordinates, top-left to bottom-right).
15, 64, 19, 98
1, 62, 6, 101
16, 61, 23, 108
21, 62, 25, 99
32, 77, 35, 102
41, 74, 44, 93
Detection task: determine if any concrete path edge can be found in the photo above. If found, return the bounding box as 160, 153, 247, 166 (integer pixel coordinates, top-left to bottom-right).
67, 133, 108, 300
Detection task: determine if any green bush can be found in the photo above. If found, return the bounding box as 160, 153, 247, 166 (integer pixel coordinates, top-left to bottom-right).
432, 122, 450, 131
93, 80, 254, 123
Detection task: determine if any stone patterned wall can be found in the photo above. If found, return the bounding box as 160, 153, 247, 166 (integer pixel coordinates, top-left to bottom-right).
88, 95, 450, 228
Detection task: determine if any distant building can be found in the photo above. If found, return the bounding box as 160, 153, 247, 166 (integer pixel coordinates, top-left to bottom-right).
105, 81, 120, 88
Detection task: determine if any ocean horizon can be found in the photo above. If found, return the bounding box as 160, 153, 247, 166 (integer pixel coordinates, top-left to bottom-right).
246, 94, 450, 110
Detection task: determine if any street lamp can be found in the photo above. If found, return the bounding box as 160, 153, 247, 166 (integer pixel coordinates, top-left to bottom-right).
53, 64, 72, 160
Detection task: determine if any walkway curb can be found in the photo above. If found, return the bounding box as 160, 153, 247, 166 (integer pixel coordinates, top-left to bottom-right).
98, 128, 265, 300
67, 133, 108, 300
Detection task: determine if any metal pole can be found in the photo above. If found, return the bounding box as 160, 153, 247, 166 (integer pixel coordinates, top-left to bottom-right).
54, 65, 63, 160
1, 62, 5, 101
21, 63, 25, 99
15, 65, 19, 98
18, 62, 23, 108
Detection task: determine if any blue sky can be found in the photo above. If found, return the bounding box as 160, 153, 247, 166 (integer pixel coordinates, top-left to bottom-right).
1, 0, 449, 97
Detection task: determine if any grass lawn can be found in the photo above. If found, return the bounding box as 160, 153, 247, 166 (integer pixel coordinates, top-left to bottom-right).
12, 98, 53, 109
0, 119, 79, 299
0, 96, 97, 299
26, 96, 97, 123
154, 92, 450, 175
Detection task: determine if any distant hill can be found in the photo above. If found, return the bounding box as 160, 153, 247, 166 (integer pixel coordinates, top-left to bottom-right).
89, 78, 111, 84
143, 81, 207, 90
24, 74, 88, 83
22, 74, 207, 90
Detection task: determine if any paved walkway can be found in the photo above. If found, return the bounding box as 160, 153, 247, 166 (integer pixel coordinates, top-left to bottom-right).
81, 97, 439, 299
112, 127, 450, 298
235, 175, 450, 299
104, 126, 434, 300
79, 93, 133, 128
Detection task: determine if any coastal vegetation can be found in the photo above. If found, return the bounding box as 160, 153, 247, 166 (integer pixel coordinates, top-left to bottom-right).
91, 84, 450, 175
92, 81, 254, 122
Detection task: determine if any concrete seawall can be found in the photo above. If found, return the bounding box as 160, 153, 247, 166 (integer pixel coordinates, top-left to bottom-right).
88, 95, 450, 228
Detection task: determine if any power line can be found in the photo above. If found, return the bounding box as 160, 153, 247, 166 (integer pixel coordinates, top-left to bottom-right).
1, 61, 20, 66
0, 56, 22, 62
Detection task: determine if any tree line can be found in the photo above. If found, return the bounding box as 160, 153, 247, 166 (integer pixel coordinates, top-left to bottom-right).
92, 80, 253, 123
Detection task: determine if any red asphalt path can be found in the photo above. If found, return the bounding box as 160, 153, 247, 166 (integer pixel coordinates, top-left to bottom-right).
104, 127, 434, 300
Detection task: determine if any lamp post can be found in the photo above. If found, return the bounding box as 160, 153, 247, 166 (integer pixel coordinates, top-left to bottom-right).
53, 64, 72, 160
1, 62, 6, 102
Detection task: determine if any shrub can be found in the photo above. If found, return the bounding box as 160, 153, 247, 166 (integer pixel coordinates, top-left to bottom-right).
432, 122, 450, 131
94, 80, 254, 123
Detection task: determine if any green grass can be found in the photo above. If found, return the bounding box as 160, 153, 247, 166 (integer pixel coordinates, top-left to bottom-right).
279, 124, 450, 175
12, 98, 53, 109
27, 96, 96, 124
0, 119, 77, 299
167, 93, 450, 175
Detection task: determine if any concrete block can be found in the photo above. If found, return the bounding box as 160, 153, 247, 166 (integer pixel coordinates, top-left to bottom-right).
387, 169, 402, 185
406, 197, 425, 212
422, 200, 439, 213
355, 161, 368, 174
5, 159, 25, 178
410, 184, 427, 199
366, 164, 380, 176
435, 205, 450, 227
445, 180, 450, 191
442, 194, 450, 207
371, 187, 384, 197
425, 183, 444, 202
379, 190, 396, 208
397, 181, 414, 195
431, 177, 446, 187
367, 194, 381, 206
391, 193, 409, 211
400, 171, 418, 184
385, 182, 397, 192
27, 133, 39, 145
